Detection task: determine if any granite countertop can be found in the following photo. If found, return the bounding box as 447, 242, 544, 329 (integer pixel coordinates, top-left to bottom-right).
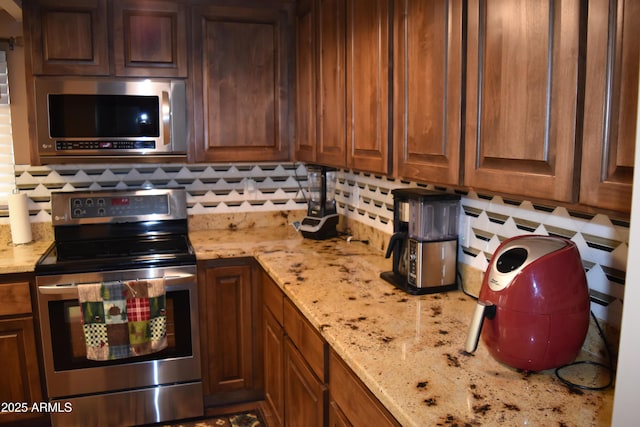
1, 227, 613, 426
0, 240, 53, 275
190, 228, 614, 427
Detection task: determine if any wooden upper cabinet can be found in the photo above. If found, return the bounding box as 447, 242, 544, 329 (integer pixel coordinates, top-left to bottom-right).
580, 0, 639, 213
316, 0, 348, 167
465, 0, 581, 202
295, 0, 391, 174
112, 0, 188, 77
345, 0, 392, 174
295, 0, 318, 164
191, 2, 292, 163
27, 0, 110, 75
393, 0, 463, 185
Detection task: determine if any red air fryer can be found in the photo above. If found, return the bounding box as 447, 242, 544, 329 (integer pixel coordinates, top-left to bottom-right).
465, 235, 590, 371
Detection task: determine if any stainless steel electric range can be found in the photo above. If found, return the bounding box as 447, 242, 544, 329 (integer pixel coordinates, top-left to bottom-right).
34, 188, 202, 427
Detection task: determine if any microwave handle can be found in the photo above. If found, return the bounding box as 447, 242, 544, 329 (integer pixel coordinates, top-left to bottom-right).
162, 90, 171, 146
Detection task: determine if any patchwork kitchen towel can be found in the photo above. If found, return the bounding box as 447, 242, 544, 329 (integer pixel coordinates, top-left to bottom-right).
78, 278, 167, 361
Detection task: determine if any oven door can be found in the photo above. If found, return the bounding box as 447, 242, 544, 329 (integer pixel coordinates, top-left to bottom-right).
36, 266, 201, 400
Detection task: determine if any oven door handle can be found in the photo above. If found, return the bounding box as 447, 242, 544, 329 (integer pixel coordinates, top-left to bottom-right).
38, 284, 79, 297
37, 273, 195, 297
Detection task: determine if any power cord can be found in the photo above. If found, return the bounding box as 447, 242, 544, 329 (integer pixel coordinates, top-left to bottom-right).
554, 311, 615, 391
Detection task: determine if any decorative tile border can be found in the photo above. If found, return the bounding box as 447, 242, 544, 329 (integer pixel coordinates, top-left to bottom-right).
1, 163, 628, 335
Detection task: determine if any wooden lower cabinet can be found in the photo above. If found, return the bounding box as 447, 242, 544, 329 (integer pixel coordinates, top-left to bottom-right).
0, 277, 45, 425
197, 258, 263, 407
263, 270, 285, 426
264, 307, 285, 426
329, 350, 400, 427
262, 267, 397, 426
284, 338, 328, 427
263, 269, 328, 426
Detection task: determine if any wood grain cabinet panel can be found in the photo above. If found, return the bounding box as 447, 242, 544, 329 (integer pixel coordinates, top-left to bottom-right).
295, 0, 318, 164
262, 270, 285, 427
393, 0, 463, 186
0, 276, 44, 425
580, 0, 639, 213
264, 307, 285, 427
112, 0, 188, 77
26, 0, 109, 75
284, 338, 328, 427
197, 259, 263, 406
294, 0, 391, 174
191, 2, 293, 163
345, 0, 392, 174
316, 0, 348, 167
329, 350, 400, 427
465, 0, 582, 202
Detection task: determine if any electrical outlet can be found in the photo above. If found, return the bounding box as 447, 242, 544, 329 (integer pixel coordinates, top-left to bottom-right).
244, 178, 257, 199
350, 184, 360, 207
460, 214, 472, 246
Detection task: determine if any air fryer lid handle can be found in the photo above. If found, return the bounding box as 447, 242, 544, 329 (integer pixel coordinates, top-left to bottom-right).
465, 301, 496, 353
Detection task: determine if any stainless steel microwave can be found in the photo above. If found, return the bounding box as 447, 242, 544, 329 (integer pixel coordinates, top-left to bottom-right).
34, 77, 187, 163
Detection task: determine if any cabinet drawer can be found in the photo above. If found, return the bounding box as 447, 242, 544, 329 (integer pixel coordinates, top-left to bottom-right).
283, 298, 327, 382
329, 350, 400, 427
263, 270, 284, 326
0, 282, 32, 316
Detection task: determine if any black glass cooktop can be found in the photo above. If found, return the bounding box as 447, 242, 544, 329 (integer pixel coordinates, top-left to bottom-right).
35, 234, 195, 275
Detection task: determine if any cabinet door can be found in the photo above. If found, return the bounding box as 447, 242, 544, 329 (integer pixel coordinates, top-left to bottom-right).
191, 3, 292, 163
0, 317, 44, 424
329, 350, 400, 427
394, 0, 463, 185
198, 260, 262, 404
264, 307, 285, 427
284, 338, 327, 427
317, 0, 348, 167
112, 0, 187, 77
27, 0, 109, 75
345, 0, 392, 174
465, 0, 581, 202
580, 0, 639, 213
295, 0, 318, 164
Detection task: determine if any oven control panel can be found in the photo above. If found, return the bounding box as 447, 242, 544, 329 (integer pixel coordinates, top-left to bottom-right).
70, 194, 169, 218
50, 189, 187, 225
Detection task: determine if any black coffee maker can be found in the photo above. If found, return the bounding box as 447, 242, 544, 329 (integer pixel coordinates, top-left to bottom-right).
299, 165, 339, 240
381, 188, 461, 295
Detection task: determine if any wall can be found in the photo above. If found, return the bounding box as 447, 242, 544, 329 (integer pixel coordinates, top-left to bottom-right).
2, 163, 627, 342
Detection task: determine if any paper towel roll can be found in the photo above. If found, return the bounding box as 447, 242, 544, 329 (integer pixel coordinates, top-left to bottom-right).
9, 192, 32, 245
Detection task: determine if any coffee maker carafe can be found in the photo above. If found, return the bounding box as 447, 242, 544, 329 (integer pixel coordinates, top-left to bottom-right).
381, 188, 461, 294
299, 165, 339, 240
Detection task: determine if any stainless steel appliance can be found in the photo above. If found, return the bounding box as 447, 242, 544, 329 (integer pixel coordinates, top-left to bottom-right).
299, 165, 339, 240
34, 77, 187, 163
381, 188, 461, 294
35, 188, 202, 427
465, 235, 590, 372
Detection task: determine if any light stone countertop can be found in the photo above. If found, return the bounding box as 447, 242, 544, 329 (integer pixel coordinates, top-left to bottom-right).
190, 227, 614, 427
0, 240, 53, 274
1, 226, 614, 426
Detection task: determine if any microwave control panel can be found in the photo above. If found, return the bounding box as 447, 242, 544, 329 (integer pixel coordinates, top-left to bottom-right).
56, 141, 156, 151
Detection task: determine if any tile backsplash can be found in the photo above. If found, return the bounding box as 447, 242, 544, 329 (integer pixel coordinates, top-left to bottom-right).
1, 163, 628, 344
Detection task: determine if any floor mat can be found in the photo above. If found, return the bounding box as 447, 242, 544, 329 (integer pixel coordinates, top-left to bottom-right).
162, 411, 263, 427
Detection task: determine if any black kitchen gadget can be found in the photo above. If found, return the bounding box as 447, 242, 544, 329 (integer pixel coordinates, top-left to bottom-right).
299, 165, 339, 240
